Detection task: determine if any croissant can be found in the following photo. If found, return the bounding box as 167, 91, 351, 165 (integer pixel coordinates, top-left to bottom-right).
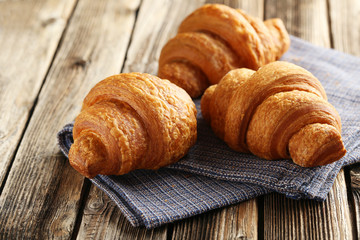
201, 61, 346, 167
69, 73, 197, 178
158, 4, 290, 98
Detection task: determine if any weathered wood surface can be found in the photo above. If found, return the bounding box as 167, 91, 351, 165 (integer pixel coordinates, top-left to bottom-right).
76, 185, 168, 240
0, 0, 139, 238
266, 0, 330, 47
264, 0, 355, 239
328, 0, 360, 237
123, 0, 204, 74
328, 0, 360, 56
172, 199, 258, 240
0, 0, 358, 239
349, 167, 360, 238
264, 172, 353, 239
0, 0, 77, 190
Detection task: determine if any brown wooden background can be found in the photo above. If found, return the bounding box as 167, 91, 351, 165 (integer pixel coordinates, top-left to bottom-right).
0, 0, 359, 239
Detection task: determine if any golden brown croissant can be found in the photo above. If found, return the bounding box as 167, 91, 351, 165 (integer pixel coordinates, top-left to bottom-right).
201, 61, 346, 167
158, 4, 290, 98
69, 73, 197, 178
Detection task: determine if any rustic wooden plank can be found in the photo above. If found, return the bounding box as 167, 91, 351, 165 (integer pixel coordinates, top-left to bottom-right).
123, 0, 205, 74
349, 167, 360, 237
0, 0, 77, 189
266, 0, 330, 47
168, 1, 263, 239
0, 0, 139, 239
328, 0, 360, 236
264, 171, 353, 239
328, 0, 360, 55
76, 185, 168, 240
172, 199, 258, 240
264, 0, 354, 239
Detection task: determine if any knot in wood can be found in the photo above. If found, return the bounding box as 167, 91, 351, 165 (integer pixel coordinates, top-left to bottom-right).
72, 58, 90, 69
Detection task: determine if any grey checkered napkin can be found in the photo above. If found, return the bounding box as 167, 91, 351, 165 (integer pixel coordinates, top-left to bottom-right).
57, 36, 360, 228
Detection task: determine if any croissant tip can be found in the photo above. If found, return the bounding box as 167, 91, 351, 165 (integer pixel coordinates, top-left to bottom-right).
314, 145, 347, 167
69, 147, 97, 179
68, 132, 109, 178
290, 123, 346, 167
69, 157, 96, 179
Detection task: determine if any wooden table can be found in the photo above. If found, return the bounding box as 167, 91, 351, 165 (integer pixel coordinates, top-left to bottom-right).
0, 0, 359, 239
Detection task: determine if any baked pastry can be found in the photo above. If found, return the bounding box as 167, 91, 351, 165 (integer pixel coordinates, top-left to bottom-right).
158, 4, 290, 98
201, 61, 346, 167
69, 73, 197, 178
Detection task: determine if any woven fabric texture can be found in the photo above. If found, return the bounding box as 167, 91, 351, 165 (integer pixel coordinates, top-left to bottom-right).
57, 36, 360, 228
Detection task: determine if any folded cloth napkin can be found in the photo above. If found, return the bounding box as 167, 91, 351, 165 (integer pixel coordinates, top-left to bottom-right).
57, 36, 360, 228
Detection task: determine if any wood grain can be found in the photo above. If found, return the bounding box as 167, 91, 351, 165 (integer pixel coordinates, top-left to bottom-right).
328, 0, 360, 236
0, 0, 357, 239
264, 0, 354, 239
0, 0, 139, 238
328, 0, 360, 55
76, 185, 167, 240
349, 166, 360, 238
172, 199, 258, 240
0, 0, 77, 190
265, 0, 330, 47
264, 171, 353, 239
123, 0, 205, 74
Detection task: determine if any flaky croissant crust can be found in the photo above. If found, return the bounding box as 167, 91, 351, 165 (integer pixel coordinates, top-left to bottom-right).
158, 4, 290, 98
201, 61, 346, 167
69, 73, 197, 178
